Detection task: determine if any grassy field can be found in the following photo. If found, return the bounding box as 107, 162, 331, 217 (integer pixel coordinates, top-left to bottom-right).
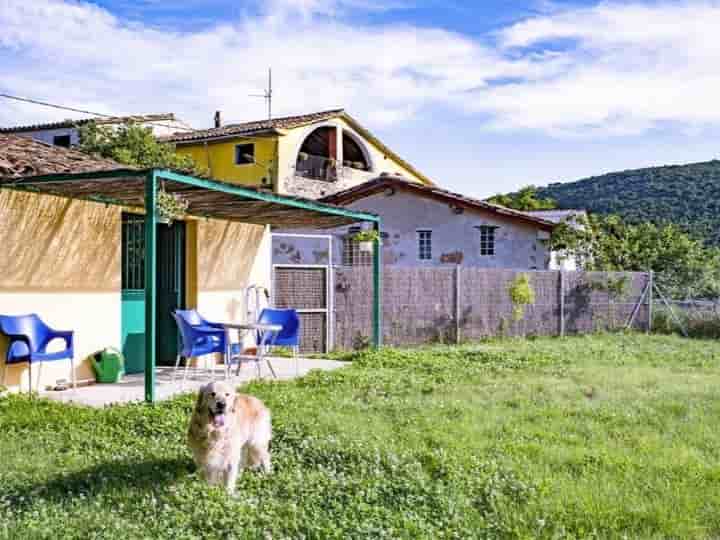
2, 334, 720, 539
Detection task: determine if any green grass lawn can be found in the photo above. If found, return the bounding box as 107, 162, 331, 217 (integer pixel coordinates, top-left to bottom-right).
2, 334, 720, 539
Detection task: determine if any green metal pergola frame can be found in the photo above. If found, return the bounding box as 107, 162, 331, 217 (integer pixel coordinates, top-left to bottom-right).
2, 167, 382, 403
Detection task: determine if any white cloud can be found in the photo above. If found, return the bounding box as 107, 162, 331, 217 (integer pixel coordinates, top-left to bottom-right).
481, 1, 720, 135
2, 0, 720, 137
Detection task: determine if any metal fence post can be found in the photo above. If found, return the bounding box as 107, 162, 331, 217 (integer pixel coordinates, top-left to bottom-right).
455, 264, 461, 345
559, 271, 565, 337
372, 220, 382, 348
647, 271, 653, 333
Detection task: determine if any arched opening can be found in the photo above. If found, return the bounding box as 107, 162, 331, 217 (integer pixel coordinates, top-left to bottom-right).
341, 132, 370, 171
296, 126, 337, 181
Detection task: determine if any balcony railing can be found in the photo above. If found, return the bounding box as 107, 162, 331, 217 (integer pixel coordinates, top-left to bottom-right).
295, 154, 338, 182
295, 154, 371, 182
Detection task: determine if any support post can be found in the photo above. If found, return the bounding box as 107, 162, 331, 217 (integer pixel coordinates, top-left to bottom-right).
625, 279, 650, 331
372, 220, 382, 348
654, 283, 688, 337
647, 271, 653, 333
559, 271, 565, 337
144, 171, 158, 403
455, 264, 461, 345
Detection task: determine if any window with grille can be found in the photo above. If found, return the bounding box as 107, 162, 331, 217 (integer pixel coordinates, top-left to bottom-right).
479, 225, 496, 256
121, 213, 145, 290
342, 227, 372, 266
417, 230, 432, 260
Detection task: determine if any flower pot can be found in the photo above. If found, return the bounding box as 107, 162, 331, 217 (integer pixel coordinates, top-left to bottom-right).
358, 241, 374, 253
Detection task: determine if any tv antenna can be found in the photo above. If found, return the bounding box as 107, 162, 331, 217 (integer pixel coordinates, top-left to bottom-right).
250, 68, 273, 119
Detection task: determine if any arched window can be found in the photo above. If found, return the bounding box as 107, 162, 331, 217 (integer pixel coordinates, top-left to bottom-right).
296, 126, 337, 181
342, 132, 369, 171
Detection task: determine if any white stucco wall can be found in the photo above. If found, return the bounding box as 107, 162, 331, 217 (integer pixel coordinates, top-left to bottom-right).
274, 190, 551, 270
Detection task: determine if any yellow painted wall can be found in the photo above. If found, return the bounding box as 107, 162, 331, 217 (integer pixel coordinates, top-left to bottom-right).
186, 220, 271, 360
0, 190, 121, 392
176, 137, 278, 188
174, 117, 427, 195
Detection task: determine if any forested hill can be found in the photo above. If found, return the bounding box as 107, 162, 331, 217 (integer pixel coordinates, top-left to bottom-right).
536, 160, 720, 245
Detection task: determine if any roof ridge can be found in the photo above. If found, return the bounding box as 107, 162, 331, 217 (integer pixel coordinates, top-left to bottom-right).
161, 109, 346, 143
0, 113, 177, 133
222, 108, 345, 128
321, 176, 556, 229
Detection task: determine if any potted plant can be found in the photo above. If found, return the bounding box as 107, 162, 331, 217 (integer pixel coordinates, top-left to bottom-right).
353, 229, 381, 252
298, 152, 309, 161
157, 185, 189, 225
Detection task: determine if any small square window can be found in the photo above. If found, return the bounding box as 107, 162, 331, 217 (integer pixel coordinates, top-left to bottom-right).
417, 230, 432, 261
53, 135, 71, 148
235, 143, 255, 165
478, 226, 496, 256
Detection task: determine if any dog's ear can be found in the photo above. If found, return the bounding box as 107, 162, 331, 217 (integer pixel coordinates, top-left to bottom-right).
194, 385, 206, 413
230, 389, 239, 414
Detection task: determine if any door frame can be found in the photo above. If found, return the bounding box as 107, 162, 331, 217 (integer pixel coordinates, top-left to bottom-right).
121, 212, 187, 372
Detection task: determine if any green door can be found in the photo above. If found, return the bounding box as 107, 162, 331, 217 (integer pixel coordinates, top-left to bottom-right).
121, 214, 186, 374
157, 221, 186, 366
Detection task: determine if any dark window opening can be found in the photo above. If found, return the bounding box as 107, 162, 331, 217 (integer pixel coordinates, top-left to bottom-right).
53, 135, 71, 148
342, 132, 369, 171
296, 126, 337, 181
478, 225, 497, 256
417, 230, 432, 260
235, 143, 255, 165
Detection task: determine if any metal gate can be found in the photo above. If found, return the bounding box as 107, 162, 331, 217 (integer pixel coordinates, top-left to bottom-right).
272, 265, 331, 354
270, 232, 333, 354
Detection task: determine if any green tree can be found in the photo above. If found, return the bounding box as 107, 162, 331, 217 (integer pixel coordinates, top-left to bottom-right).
550, 214, 720, 298
78, 122, 201, 172
487, 185, 557, 211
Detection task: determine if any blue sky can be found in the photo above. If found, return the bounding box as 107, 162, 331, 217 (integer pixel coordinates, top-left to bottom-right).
2, 0, 720, 197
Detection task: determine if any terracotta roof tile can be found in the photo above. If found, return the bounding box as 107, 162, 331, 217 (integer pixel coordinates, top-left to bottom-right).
0, 134, 131, 179
161, 109, 345, 143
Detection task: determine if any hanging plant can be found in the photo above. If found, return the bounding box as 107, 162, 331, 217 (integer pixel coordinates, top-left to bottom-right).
353, 229, 381, 252
157, 186, 189, 225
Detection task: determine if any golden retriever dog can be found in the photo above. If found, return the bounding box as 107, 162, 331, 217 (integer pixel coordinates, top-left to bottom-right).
187, 381, 272, 494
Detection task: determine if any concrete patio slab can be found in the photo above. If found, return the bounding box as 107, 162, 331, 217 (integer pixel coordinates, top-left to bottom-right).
40, 357, 347, 408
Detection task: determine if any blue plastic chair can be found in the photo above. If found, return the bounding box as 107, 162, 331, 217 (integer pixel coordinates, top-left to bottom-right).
256, 308, 301, 374
0, 314, 75, 394
171, 310, 226, 387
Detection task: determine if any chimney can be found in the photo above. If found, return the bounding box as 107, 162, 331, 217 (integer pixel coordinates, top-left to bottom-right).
214, 110, 221, 128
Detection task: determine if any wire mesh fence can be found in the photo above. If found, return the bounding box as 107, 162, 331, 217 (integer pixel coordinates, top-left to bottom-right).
653, 299, 720, 339
332, 267, 651, 350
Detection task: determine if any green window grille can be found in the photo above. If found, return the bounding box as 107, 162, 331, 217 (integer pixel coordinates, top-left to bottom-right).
122, 213, 146, 290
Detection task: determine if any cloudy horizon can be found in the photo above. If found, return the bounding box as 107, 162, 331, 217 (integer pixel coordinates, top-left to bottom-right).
2, 0, 719, 196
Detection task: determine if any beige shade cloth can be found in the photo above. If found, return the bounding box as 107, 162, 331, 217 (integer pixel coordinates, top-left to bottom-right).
0, 190, 121, 291
197, 218, 265, 291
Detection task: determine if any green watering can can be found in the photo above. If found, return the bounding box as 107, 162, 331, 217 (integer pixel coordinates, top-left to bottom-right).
91, 348, 125, 383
